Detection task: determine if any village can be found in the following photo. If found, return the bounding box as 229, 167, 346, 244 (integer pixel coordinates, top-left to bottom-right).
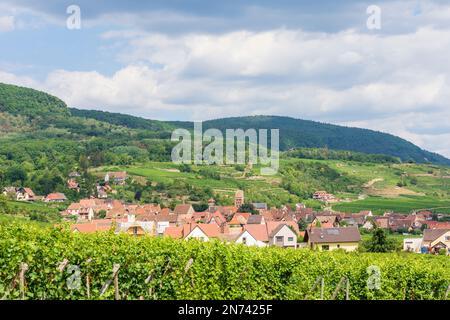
3, 171, 450, 255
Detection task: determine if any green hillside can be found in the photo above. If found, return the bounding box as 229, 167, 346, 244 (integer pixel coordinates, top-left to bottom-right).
1, 82, 449, 166
1, 82, 450, 215
173, 116, 450, 165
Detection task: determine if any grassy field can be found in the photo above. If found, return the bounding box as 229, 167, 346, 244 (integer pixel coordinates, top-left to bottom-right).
95, 162, 305, 207
93, 158, 450, 213
5, 200, 61, 214
361, 233, 423, 242
0, 213, 51, 227
332, 195, 450, 214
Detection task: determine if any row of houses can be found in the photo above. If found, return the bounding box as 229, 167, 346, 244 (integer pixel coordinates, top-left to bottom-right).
58, 189, 449, 255
404, 229, 450, 255
66, 191, 363, 251
2, 187, 67, 203
2, 171, 128, 203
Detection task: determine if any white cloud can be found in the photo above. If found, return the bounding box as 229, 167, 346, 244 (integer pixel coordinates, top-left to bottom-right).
2, 24, 450, 157
0, 16, 15, 32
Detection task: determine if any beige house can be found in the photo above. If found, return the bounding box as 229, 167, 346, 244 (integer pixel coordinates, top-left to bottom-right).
422, 229, 450, 255
305, 227, 361, 252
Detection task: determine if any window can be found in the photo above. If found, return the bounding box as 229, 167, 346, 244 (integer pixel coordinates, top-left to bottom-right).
276, 236, 283, 243
445, 236, 450, 241
337, 244, 340, 248
242, 237, 247, 244
288, 237, 294, 242
322, 245, 330, 251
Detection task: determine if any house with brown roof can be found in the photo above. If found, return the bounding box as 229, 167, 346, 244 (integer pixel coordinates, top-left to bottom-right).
105, 171, 127, 185
228, 212, 251, 232
2, 187, 17, 198
174, 204, 195, 216
246, 215, 265, 225
16, 187, 35, 201
67, 179, 80, 191
44, 192, 67, 203
304, 227, 361, 252
312, 191, 337, 202
310, 214, 339, 229
422, 229, 450, 255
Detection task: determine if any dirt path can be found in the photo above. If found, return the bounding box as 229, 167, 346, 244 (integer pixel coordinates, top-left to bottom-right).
363, 178, 384, 188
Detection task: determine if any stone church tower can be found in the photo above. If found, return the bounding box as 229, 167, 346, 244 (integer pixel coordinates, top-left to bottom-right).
234, 190, 244, 208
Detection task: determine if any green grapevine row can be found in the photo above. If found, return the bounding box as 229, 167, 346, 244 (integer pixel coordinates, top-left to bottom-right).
0, 223, 449, 300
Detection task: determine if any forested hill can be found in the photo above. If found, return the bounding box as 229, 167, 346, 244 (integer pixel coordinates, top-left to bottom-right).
1, 82, 449, 166
172, 116, 450, 165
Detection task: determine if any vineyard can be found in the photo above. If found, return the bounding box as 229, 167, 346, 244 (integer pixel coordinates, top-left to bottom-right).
0, 222, 449, 300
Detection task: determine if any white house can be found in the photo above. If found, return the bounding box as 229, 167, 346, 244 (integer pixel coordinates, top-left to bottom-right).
268, 224, 297, 248
235, 224, 268, 247
403, 238, 423, 253
156, 221, 170, 235
184, 224, 220, 242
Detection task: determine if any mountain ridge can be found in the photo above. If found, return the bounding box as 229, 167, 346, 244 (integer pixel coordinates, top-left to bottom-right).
1, 82, 449, 166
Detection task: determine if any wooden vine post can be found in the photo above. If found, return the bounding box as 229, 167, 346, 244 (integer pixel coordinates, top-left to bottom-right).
305, 276, 324, 300
331, 277, 350, 300
19, 262, 29, 300
85, 258, 92, 299
100, 264, 121, 300
113, 264, 120, 300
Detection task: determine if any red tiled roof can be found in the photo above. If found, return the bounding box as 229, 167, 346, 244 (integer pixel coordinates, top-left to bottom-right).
197, 224, 221, 238
164, 226, 183, 239
229, 213, 251, 225
45, 193, 67, 201
243, 224, 268, 242
23, 188, 35, 196
174, 204, 193, 215
425, 221, 450, 230
107, 171, 127, 179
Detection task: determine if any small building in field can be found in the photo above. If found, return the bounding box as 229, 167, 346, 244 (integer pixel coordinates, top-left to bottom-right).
2, 187, 17, 198
44, 192, 67, 203
67, 179, 80, 192
104, 171, 127, 185
16, 187, 36, 201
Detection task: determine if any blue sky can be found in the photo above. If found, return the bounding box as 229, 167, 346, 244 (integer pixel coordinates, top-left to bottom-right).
1, 0, 450, 157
